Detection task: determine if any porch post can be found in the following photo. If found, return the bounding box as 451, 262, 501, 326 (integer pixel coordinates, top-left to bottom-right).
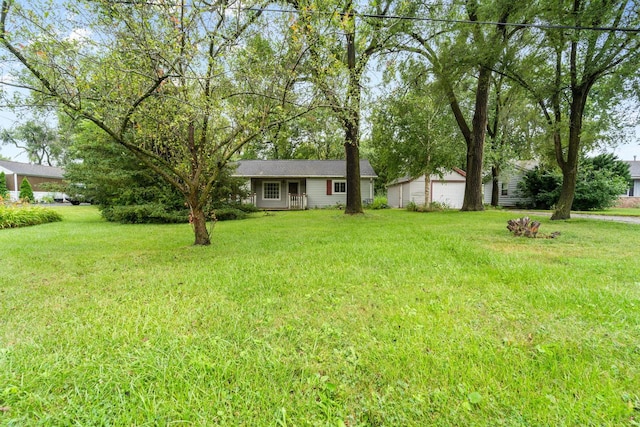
13, 174, 18, 201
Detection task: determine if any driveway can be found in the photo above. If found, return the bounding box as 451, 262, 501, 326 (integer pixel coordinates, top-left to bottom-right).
515, 211, 640, 225
569, 213, 640, 224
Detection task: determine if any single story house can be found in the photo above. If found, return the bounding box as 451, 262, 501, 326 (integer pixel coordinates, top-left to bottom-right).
482, 161, 536, 207
233, 159, 377, 209
624, 160, 640, 197
386, 169, 467, 209
0, 159, 66, 202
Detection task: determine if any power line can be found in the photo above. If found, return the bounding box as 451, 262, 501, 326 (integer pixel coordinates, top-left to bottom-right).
246, 7, 640, 34
69, 1, 640, 33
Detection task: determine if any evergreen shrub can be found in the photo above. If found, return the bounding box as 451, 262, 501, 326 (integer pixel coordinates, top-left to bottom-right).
19, 177, 35, 203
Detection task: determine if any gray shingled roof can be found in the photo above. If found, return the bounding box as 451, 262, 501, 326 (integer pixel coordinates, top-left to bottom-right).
626, 161, 640, 178
233, 160, 377, 178
0, 160, 64, 179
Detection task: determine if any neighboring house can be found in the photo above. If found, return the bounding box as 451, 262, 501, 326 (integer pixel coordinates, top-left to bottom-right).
233, 159, 377, 210
0, 160, 66, 202
386, 169, 467, 209
624, 160, 640, 197
482, 161, 536, 207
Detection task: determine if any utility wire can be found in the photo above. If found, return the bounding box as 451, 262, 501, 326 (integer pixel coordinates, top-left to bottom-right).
246, 7, 640, 34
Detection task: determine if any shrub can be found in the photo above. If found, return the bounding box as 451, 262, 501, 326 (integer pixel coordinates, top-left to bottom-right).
236, 203, 260, 213
19, 177, 35, 203
366, 196, 389, 210
0, 206, 62, 229
213, 207, 247, 221
406, 201, 448, 212
572, 166, 628, 211
0, 171, 9, 199
101, 204, 189, 224
517, 167, 562, 209
518, 156, 630, 211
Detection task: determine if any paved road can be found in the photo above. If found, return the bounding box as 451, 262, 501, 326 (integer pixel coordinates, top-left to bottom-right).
569, 213, 640, 224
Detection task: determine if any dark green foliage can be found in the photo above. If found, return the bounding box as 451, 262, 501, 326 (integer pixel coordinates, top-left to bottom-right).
0, 171, 9, 199
518, 155, 630, 210
64, 123, 186, 217
18, 177, 35, 203
0, 206, 62, 228
65, 120, 248, 224
572, 158, 629, 211
101, 204, 189, 224
213, 208, 247, 221
517, 167, 562, 209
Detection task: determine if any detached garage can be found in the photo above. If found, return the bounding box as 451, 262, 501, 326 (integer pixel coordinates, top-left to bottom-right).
387, 169, 467, 209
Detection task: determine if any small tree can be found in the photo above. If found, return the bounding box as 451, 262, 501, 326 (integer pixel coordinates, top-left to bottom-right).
19, 177, 34, 203
0, 171, 9, 199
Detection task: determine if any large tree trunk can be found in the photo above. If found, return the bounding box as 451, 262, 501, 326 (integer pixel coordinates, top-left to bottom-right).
551, 166, 577, 219
462, 66, 491, 211
343, 24, 363, 215
551, 85, 589, 220
188, 199, 211, 246
491, 165, 500, 207
344, 133, 363, 214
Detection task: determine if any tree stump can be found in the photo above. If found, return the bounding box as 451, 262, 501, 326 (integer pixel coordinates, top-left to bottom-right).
507, 217, 542, 238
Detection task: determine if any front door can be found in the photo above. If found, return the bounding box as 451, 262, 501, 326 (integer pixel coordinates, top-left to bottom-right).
288, 182, 299, 195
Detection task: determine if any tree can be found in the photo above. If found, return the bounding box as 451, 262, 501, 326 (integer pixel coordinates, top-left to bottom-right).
397, 0, 530, 211
0, 117, 66, 166
0, 0, 309, 245
242, 108, 344, 160
286, 0, 398, 214
485, 75, 540, 206
370, 61, 464, 204
63, 119, 186, 216
18, 177, 33, 202
0, 171, 9, 199
506, 0, 640, 219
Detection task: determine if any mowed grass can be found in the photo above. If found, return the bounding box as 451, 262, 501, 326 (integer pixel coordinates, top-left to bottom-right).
1, 207, 639, 426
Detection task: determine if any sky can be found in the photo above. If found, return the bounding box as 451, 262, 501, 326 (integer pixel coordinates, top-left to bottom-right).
2, 112, 638, 163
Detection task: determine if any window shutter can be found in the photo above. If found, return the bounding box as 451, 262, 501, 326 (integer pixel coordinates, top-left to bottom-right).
326, 179, 332, 195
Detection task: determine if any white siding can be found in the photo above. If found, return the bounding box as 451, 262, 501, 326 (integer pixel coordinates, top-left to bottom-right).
306, 178, 373, 208
251, 179, 288, 209
483, 171, 532, 207
632, 179, 640, 197
387, 172, 466, 208
408, 177, 426, 205
387, 184, 400, 208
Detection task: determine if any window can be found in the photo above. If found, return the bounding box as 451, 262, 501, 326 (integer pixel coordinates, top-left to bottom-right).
263, 181, 280, 200
501, 182, 508, 196
333, 180, 346, 194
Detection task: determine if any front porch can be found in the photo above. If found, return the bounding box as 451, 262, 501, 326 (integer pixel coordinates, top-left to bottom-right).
244, 192, 308, 210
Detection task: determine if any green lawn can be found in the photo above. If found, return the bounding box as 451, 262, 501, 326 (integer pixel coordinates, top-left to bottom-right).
1, 206, 639, 425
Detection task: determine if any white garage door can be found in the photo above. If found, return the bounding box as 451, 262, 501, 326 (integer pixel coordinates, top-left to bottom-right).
431, 182, 465, 209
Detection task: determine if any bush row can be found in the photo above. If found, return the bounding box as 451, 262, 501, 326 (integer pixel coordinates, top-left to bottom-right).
101, 203, 258, 224
0, 206, 63, 229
